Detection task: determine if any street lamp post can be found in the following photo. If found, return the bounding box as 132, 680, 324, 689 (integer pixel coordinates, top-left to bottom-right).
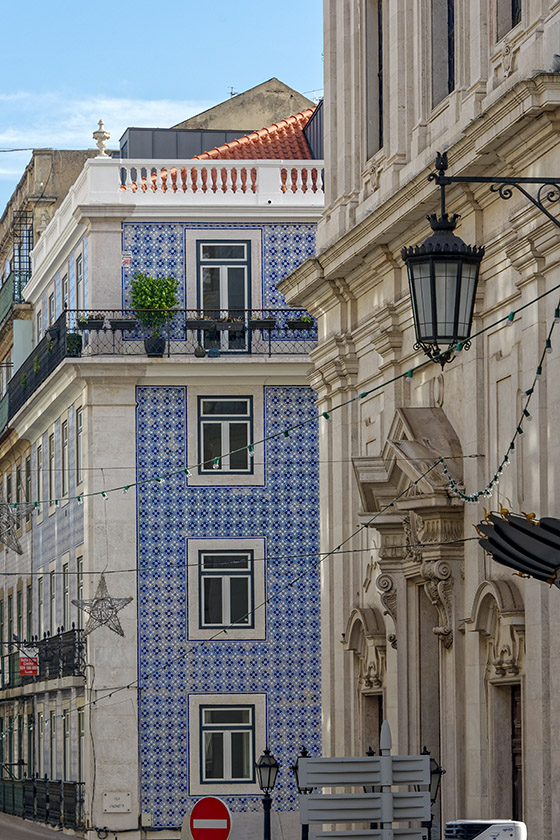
292, 747, 313, 840
420, 747, 445, 840
402, 152, 560, 366
256, 747, 280, 840
363, 746, 379, 831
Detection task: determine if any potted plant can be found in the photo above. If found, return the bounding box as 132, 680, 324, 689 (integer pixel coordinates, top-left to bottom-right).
109, 314, 137, 332
249, 313, 277, 331
287, 314, 314, 330
185, 313, 217, 331
77, 313, 105, 330
129, 272, 179, 357
66, 332, 83, 357
216, 315, 244, 332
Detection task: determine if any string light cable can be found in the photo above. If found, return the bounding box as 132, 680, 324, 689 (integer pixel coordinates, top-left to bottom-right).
439, 295, 560, 502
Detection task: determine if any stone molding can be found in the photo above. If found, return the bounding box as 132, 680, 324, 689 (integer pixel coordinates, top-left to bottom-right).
469, 578, 525, 680
343, 606, 387, 690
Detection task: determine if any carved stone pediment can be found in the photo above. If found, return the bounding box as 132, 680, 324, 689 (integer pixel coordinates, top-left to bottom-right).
469, 579, 525, 680
343, 607, 387, 690
353, 407, 464, 518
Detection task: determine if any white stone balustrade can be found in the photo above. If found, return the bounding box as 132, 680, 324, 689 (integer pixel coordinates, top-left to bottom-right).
30, 157, 324, 278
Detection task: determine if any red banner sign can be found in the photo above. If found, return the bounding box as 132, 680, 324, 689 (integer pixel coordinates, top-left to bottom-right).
19, 647, 39, 676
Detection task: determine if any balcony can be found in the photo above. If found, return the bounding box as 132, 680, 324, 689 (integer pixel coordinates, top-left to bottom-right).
0, 270, 29, 326
4, 308, 317, 426
0, 627, 86, 690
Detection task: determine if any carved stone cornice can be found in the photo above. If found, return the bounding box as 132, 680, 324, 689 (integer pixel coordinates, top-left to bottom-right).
370, 302, 403, 360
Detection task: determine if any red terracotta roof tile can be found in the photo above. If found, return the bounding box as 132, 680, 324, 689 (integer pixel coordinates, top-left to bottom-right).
195, 108, 315, 160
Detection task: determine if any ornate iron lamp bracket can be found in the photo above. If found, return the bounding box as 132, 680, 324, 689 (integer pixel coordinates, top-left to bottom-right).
429, 151, 560, 230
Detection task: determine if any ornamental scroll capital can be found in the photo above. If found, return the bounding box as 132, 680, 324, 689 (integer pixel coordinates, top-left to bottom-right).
421, 558, 454, 648
376, 573, 397, 649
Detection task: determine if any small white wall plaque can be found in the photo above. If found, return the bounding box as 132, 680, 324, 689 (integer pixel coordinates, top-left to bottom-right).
103, 791, 132, 813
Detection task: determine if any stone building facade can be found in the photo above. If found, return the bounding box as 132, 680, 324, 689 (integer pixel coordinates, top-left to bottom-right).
279, 3, 560, 838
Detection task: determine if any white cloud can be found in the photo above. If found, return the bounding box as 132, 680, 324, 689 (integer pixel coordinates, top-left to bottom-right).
0, 92, 215, 150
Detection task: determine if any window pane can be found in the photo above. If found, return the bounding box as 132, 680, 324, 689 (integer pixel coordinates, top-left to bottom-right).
229, 423, 248, 470
202, 423, 222, 469
204, 708, 251, 724
201, 400, 248, 417
204, 731, 223, 779
227, 267, 246, 311
202, 267, 221, 311
202, 554, 250, 570
230, 578, 249, 624
203, 578, 223, 625
201, 244, 245, 260
231, 731, 251, 779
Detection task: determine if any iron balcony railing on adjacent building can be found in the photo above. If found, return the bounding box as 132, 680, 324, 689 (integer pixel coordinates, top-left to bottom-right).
4, 308, 317, 428
0, 627, 86, 690
0, 776, 84, 829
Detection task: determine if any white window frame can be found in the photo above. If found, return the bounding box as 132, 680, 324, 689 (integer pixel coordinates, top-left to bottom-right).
199, 550, 254, 629
201, 705, 254, 783
62, 562, 69, 630
76, 254, 84, 311
76, 407, 83, 485
187, 538, 266, 641
188, 693, 266, 796
61, 420, 68, 498
48, 432, 55, 504
198, 396, 252, 474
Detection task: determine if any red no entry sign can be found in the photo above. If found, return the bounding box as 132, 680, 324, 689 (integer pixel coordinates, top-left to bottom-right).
190, 796, 232, 840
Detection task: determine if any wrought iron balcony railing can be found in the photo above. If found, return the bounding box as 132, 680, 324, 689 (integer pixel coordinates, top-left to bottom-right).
0, 776, 84, 829
4, 308, 317, 427
0, 627, 86, 690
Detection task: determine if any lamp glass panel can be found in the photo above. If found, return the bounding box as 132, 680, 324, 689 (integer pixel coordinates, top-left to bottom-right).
410, 262, 432, 339
434, 260, 460, 340
456, 262, 477, 338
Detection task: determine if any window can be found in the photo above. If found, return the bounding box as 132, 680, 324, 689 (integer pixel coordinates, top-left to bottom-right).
7, 594, 13, 650
77, 708, 84, 782
199, 551, 253, 629
61, 420, 68, 497
6, 472, 12, 506
50, 570, 56, 635
198, 241, 250, 351
497, 0, 521, 39
25, 455, 31, 523
26, 584, 32, 641
62, 274, 68, 310
62, 564, 69, 630
76, 408, 83, 484
48, 292, 55, 325
16, 464, 21, 508
366, 0, 383, 158
76, 557, 83, 630
200, 705, 254, 782
36, 309, 42, 345
37, 578, 44, 638
16, 590, 22, 642
27, 713, 34, 778
199, 397, 252, 473
49, 710, 56, 779
432, 0, 455, 107
37, 444, 43, 506
76, 254, 83, 311
37, 712, 44, 775
48, 433, 55, 502
63, 710, 70, 780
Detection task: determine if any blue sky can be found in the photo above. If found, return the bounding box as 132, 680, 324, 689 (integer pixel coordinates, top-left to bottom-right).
0, 1, 323, 209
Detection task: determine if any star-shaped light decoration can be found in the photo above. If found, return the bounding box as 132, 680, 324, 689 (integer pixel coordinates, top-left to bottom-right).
72, 573, 133, 636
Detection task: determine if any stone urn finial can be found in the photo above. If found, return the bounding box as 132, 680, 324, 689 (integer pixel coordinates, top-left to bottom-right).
93, 119, 111, 157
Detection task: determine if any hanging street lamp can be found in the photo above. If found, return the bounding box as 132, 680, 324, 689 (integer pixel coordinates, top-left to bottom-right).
256, 747, 280, 840
402, 151, 560, 366
401, 156, 485, 367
